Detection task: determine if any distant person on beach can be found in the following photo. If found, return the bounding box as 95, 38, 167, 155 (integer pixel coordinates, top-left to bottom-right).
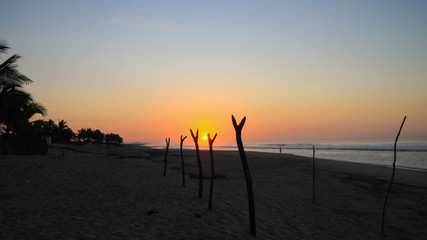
280, 147, 282, 154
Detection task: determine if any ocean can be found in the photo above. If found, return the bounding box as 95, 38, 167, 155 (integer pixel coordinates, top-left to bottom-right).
149, 138, 427, 172
215, 139, 427, 171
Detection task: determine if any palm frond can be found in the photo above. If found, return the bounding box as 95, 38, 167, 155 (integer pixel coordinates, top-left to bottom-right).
5, 86, 32, 102
0, 44, 9, 54
0, 54, 20, 70
25, 102, 47, 119
0, 54, 32, 85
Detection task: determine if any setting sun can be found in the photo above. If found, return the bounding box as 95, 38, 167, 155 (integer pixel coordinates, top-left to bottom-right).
203, 135, 208, 140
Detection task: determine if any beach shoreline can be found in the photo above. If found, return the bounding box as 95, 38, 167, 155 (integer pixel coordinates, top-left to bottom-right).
148, 138, 427, 173
1, 144, 426, 239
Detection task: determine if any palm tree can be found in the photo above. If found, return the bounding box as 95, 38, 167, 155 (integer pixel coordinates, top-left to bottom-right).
55, 120, 75, 143
0, 42, 46, 135
0, 42, 46, 154
0, 83, 46, 135
58, 120, 67, 131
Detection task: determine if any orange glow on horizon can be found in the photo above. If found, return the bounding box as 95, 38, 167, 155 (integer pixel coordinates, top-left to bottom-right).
36, 81, 427, 146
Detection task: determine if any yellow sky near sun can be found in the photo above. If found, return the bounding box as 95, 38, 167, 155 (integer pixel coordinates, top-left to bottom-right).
27, 58, 427, 146
35, 75, 426, 146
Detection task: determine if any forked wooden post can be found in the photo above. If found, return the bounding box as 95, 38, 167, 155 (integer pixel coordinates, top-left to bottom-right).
180, 135, 187, 187
208, 133, 217, 210
381, 116, 406, 233
163, 138, 171, 177
190, 129, 203, 198
312, 145, 316, 204
232, 115, 256, 236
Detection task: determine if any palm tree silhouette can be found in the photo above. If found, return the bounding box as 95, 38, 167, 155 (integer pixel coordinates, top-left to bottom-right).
0, 83, 46, 134
58, 120, 68, 131
1, 42, 46, 153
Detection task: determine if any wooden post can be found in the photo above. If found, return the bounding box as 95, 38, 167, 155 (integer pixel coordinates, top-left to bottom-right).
312, 145, 316, 204
163, 138, 170, 177
381, 116, 406, 233
180, 135, 187, 187
208, 133, 217, 210
190, 129, 203, 198
232, 115, 256, 236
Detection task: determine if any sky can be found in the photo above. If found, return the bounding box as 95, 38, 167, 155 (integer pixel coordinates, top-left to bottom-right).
1, 0, 427, 146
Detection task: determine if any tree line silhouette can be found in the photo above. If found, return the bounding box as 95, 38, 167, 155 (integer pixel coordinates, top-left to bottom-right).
76, 127, 123, 145
32, 120, 123, 145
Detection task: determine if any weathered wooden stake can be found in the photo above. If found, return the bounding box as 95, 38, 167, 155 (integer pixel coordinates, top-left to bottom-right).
180, 135, 187, 187
190, 129, 203, 198
312, 145, 316, 204
232, 115, 256, 236
381, 116, 406, 233
208, 133, 217, 210
163, 138, 170, 177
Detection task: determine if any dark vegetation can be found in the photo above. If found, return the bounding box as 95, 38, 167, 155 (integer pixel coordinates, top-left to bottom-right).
27, 120, 123, 146
76, 127, 123, 145
0, 42, 122, 154
1, 42, 47, 154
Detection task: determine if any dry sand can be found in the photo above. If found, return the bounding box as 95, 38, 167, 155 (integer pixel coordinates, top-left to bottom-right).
1, 144, 426, 239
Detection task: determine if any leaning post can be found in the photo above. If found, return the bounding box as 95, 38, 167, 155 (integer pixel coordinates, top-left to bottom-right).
312, 145, 316, 204
381, 116, 407, 233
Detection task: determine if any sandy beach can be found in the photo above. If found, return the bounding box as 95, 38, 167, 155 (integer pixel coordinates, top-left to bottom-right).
1, 144, 426, 239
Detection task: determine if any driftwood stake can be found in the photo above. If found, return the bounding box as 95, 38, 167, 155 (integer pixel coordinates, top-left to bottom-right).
232, 115, 256, 236
190, 129, 203, 198
208, 133, 217, 210
381, 116, 406, 233
163, 138, 171, 177
180, 135, 187, 187
312, 145, 316, 204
